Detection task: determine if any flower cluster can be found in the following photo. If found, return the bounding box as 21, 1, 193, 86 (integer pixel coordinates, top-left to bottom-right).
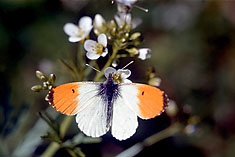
63, 0, 151, 62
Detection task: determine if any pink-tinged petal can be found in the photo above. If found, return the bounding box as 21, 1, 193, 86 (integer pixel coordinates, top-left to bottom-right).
69, 36, 82, 42
64, 23, 79, 36
86, 51, 100, 60
98, 34, 107, 47
79, 16, 93, 32
101, 48, 108, 57
84, 40, 97, 53
104, 67, 116, 78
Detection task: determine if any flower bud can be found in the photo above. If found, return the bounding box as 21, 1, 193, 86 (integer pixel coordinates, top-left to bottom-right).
48, 74, 56, 85
166, 100, 179, 117
130, 32, 141, 40
36, 70, 47, 82
31, 85, 43, 92
121, 38, 126, 42
126, 48, 138, 54
148, 77, 161, 87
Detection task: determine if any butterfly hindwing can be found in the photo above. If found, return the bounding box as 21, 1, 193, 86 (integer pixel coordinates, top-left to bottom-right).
75, 89, 110, 137
111, 95, 138, 140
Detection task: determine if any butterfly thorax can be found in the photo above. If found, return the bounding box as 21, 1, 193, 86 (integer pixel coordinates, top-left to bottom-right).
98, 74, 119, 128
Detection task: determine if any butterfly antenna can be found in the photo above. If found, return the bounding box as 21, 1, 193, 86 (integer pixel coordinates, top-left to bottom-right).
85, 64, 101, 73
121, 61, 134, 70
133, 5, 148, 12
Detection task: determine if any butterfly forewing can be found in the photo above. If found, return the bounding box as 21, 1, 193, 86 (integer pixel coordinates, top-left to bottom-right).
49, 82, 110, 137
119, 83, 168, 119
48, 83, 80, 115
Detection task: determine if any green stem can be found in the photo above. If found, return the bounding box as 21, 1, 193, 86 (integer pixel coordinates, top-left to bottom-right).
94, 46, 119, 81
143, 122, 182, 147
41, 142, 59, 157
116, 123, 183, 157
41, 116, 73, 157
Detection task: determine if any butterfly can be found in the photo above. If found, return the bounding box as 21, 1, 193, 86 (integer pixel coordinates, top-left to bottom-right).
46, 66, 169, 140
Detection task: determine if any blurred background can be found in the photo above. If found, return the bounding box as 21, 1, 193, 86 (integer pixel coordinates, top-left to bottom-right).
0, 0, 235, 156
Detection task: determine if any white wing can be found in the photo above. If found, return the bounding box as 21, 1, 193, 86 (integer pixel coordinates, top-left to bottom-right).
111, 95, 138, 140
75, 83, 109, 138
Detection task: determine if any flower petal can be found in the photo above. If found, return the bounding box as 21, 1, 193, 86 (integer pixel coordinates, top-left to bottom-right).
101, 48, 108, 57
116, 0, 137, 6
84, 40, 97, 52
132, 18, 142, 29
117, 69, 131, 79
138, 48, 151, 60
98, 34, 107, 47
64, 23, 79, 36
79, 16, 93, 32
86, 51, 100, 60
104, 67, 116, 78
115, 13, 132, 27
69, 36, 82, 42
94, 14, 105, 28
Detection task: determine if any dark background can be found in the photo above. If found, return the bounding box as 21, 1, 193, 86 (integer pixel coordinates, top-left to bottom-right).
0, 0, 235, 156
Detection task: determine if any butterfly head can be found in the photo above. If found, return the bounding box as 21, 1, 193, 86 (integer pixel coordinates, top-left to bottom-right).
104, 67, 132, 84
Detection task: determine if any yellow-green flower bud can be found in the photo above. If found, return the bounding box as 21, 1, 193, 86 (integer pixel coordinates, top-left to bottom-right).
36, 71, 47, 82
126, 47, 138, 54
31, 85, 43, 92
48, 74, 56, 85
130, 32, 141, 40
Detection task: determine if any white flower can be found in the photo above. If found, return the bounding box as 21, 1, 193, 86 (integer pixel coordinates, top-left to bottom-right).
138, 48, 151, 60
64, 16, 92, 42
84, 34, 108, 60
116, 0, 137, 7
104, 67, 132, 83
